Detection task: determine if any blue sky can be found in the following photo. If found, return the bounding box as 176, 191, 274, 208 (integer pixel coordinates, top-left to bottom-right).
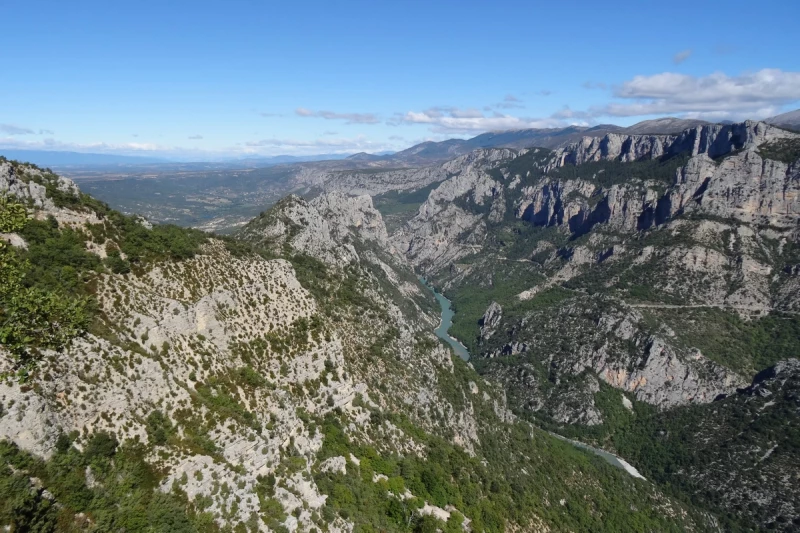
2, 0, 799, 159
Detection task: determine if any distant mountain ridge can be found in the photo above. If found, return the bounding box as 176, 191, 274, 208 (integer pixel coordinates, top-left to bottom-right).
767, 108, 800, 130
366, 118, 723, 166
620, 117, 712, 134
7, 109, 800, 170
5, 112, 798, 171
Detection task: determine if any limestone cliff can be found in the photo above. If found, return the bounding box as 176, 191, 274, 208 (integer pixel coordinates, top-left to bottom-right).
392, 120, 800, 419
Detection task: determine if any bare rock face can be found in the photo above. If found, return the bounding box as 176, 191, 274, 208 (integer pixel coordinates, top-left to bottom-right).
0, 161, 100, 227
480, 296, 745, 422
310, 191, 389, 245
238, 192, 390, 267
672, 150, 800, 229
561, 133, 678, 165
392, 149, 515, 273
558, 120, 797, 165
479, 302, 502, 340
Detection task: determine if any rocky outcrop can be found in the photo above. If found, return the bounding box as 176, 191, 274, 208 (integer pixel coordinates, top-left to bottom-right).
0, 160, 101, 227
625, 358, 800, 531
671, 150, 800, 229
1, 161, 76, 207
310, 191, 389, 244
238, 192, 391, 267
479, 302, 502, 339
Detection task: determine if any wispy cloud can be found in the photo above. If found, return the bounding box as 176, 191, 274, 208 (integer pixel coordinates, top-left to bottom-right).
673, 49, 693, 64
493, 94, 525, 109
188, 135, 203, 140
295, 107, 379, 124
1, 124, 35, 135
550, 106, 591, 120
243, 134, 389, 153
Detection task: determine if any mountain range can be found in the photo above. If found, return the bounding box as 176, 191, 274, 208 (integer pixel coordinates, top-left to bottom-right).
4, 111, 797, 170
1, 114, 800, 531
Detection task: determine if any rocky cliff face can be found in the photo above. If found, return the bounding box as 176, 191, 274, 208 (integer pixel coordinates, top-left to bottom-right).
671, 149, 800, 229
392, 148, 530, 274
392, 120, 800, 416
479, 296, 746, 424
396, 121, 800, 290
237, 192, 390, 267
558, 120, 795, 165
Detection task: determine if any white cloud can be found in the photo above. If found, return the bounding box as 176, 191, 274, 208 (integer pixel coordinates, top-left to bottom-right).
596, 69, 800, 120
394, 107, 565, 133
0, 137, 179, 155
295, 108, 379, 124
188, 135, 203, 140
673, 49, 692, 64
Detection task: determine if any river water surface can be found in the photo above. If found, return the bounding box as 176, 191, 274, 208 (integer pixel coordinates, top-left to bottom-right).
419, 277, 470, 361
420, 277, 646, 479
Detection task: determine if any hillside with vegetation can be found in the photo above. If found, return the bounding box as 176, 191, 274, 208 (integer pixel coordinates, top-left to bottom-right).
0, 157, 723, 531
